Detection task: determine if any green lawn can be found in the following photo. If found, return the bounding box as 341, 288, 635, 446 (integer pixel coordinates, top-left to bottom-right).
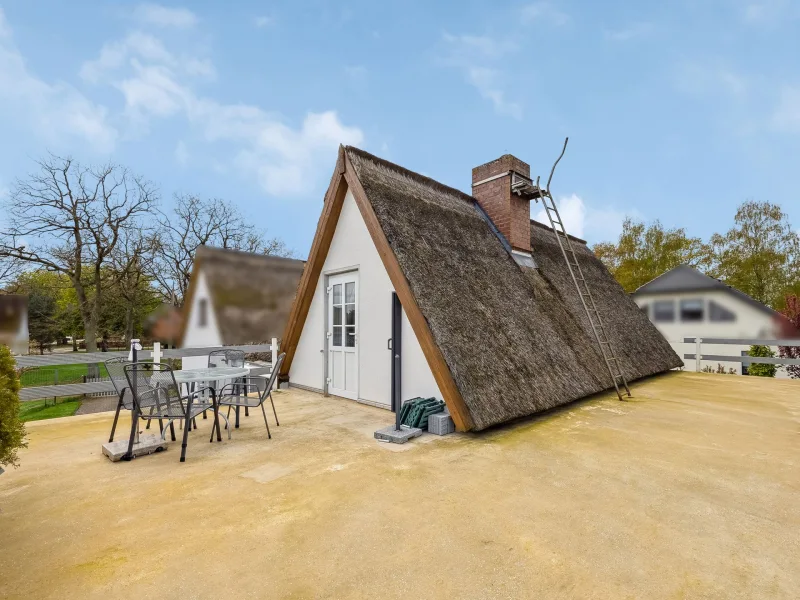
19, 364, 109, 388
19, 398, 82, 422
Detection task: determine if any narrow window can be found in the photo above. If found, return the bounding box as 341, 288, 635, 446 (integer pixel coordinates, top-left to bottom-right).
680, 299, 704, 322
653, 300, 675, 323
199, 298, 208, 327
709, 301, 736, 322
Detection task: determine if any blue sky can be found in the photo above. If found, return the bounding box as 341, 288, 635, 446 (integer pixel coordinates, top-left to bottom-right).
1, 0, 799, 257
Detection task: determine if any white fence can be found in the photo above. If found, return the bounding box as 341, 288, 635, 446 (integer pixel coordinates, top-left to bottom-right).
16, 340, 278, 402
682, 337, 800, 373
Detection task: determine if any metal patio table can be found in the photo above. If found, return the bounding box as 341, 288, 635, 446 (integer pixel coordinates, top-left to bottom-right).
173, 367, 250, 435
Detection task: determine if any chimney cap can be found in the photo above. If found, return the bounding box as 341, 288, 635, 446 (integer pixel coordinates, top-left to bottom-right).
472, 154, 530, 184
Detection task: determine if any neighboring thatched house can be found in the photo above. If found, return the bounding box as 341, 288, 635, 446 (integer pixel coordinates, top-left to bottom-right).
180, 246, 305, 368
281, 146, 682, 431
633, 264, 800, 377
0, 294, 28, 355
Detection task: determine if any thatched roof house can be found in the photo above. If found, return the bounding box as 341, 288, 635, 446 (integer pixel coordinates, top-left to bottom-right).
180, 245, 305, 349
281, 146, 681, 431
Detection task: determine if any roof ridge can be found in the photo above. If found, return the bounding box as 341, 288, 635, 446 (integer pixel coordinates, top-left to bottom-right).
196, 244, 304, 264
345, 146, 475, 206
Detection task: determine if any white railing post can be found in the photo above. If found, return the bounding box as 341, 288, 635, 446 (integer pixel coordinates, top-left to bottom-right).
695, 337, 701, 372
153, 341, 161, 364
271, 337, 278, 367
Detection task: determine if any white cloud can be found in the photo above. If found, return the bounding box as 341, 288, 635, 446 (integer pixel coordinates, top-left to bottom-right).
81, 26, 363, 196
175, 140, 189, 165
604, 22, 654, 42
80, 31, 215, 84
0, 8, 117, 152
675, 63, 748, 99
254, 16, 274, 28
771, 85, 800, 132
134, 4, 198, 29
533, 194, 632, 242
742, 0, 798, 24
466, 67, 522, 119
521, 2, 570, 26
441, 32, 522, 119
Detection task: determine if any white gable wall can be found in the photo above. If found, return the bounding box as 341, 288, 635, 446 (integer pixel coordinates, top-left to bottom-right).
181, 270, 223, 369
634, 289, 789, 377
290, 189, 442, 407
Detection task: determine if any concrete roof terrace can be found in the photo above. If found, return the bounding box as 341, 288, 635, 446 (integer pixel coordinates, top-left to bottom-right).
1, 371, 798, 599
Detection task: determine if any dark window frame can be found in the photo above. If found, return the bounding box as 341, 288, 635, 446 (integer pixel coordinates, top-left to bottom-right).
199, 298, 208, 327
653, 300, 675, 323
680, 299, 704, 322
709, 300, 736, 322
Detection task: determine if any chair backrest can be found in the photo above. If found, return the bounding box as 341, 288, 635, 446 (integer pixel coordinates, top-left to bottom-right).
263, 353, 285, 395
208, 349, 246, 368
105, 357, 133, 409
123, 362, 183, 416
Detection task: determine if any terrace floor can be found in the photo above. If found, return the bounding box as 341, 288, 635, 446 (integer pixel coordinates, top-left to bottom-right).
1, 371, 798, 599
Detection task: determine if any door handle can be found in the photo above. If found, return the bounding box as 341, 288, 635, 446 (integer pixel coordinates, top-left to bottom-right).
387, 338, 392, 350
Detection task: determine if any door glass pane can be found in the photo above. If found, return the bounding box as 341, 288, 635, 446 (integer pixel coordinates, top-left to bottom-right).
333, 326, 342, 347
345, 304, 355, 325
345, 282, 355, 304
345, 326, 356, 347
332, 284, 342, 305
333, 305, 342, 326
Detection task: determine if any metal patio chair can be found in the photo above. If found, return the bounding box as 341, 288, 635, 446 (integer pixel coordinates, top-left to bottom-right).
123, 362, 230, 463
209, 349, 249, 418
217, 353, 284, 439
106, 357, 175, 442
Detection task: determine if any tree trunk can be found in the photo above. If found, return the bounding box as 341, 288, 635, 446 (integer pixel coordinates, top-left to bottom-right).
72, 333, 78, 352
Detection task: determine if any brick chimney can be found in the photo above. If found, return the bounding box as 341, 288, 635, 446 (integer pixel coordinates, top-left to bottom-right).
472, 154, 533, 254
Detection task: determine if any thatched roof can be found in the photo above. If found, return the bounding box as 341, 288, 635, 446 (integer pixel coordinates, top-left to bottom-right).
345, 146, 682, 430
184, 246, 305, 345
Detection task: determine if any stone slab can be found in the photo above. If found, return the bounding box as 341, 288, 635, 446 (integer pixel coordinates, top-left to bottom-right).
102, 434, 168, 462
428, 412, 455, 436
374, 425, 422, 444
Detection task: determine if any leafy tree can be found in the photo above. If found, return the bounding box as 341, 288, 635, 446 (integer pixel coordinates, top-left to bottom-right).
0, 344, 26, 467
0, 154, 158, 351
709, 201, 800, 309
747, 345, 777, 377
151, 194, 292, 306
27, 287, 60, 354
593, 218, 711, 293
778, 295, 800, 379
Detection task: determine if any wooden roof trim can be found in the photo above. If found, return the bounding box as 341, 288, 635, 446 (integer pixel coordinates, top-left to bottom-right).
342, 153, 475, 432
177, 253, 203, 347
279, 146, 349, 376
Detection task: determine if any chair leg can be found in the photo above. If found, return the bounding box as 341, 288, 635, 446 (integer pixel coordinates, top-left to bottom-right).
109, 395, 123, 442
226, 405, 232, 429
169, 421, 176, 442
180, 409, 192, 463
212, 390, 221, 442
245, 406, 249, 417
269, 391, 280, 426
158, 418, 164, 434
123, 409, 139, 461
260, 402, 272, 439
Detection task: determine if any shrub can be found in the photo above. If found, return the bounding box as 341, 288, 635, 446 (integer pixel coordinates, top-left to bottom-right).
747, 345, 777, 377
0, 344, 27, 468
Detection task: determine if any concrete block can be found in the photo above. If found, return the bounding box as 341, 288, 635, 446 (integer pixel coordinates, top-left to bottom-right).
374, 425, 422, 444
428, 412, 455, 436
102, 434, 168, 462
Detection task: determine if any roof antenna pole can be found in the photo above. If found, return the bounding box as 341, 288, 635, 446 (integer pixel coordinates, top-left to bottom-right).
534, 138, 631, 400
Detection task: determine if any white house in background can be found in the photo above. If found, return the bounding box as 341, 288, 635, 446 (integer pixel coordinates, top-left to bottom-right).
0, 295, 28, 355
179, 245, 305, 369
632, 264, 800, 377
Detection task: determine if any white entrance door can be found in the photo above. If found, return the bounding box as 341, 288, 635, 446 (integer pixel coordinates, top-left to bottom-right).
327, 273, 358, 399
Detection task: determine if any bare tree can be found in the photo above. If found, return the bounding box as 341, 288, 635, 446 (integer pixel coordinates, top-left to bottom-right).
109, 226, 159, 344
152, 194, 292, 306
0, 154, 158, 352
